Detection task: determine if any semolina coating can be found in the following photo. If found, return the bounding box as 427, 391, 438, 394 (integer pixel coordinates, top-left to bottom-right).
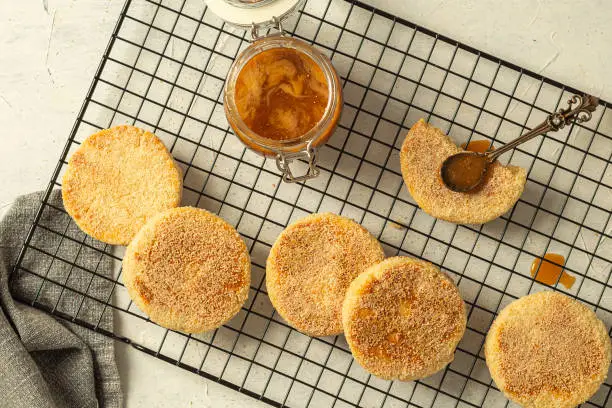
62, 125, 182, 245
485, 291, 611, 408
266, 213, 385, 337
122, 207, 251, 333
342, 256, 467, 381
400, 119, 527, 224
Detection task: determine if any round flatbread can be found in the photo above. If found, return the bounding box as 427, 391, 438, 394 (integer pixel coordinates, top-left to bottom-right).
485, 291, 611, 408
400, 119, 526, 224
266, 213, 385, 337
342, 256, 466, 381
62, 125, 182, 245
122, 207, 251, 333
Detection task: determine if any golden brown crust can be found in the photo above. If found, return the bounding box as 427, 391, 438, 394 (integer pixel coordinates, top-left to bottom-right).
62, 125, 182, 245
122, 207, 251, 333
485, 291, 611, 408
266, 213, 384, 337
400, 119, 527, 224
342, 256, 467, 381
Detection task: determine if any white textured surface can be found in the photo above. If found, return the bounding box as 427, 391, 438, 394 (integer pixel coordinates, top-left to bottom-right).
374, 0, 612, 101
0, 0, 610, 407
116, 342, 270, 407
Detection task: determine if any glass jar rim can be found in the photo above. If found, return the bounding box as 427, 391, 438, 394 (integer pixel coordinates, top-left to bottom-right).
223, 35, 341, 154
223, 0, 278, 9
206, 0, 305, 29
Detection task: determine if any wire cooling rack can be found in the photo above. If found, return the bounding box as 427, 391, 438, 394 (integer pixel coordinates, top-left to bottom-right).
10, 0, 612, 407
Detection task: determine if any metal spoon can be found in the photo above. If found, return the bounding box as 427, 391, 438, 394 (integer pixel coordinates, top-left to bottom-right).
441, 94, 600, 193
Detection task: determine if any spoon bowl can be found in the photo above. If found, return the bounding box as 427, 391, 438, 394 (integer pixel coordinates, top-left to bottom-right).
440, 152, 489, 192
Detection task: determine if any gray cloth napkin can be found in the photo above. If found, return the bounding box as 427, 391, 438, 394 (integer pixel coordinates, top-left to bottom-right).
0, 191, 122, 408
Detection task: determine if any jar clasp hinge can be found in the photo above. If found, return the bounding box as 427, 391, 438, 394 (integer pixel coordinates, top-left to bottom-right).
275, 142, 320, 183
251, 16, 284, 41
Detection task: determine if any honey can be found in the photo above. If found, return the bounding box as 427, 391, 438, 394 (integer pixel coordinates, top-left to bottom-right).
386, 331, 401, 344
399, 299, 412, 317
442, 154, 488, 190
530, 253, 575, 289
234, 47, 329, 141
357, 308, 375, 318
441, 140, 494, 191
223, 276, 246, 292
462, 139, 493, 153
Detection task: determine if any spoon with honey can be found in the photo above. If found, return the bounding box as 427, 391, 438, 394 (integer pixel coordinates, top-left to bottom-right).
441, 94, 599, 192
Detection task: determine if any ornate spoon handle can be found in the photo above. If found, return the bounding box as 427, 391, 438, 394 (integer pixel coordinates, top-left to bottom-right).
488, 94, 599, 162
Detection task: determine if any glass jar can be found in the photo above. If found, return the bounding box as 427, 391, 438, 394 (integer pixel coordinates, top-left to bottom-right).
224, 32, 342, 182
206, 0, 343, 183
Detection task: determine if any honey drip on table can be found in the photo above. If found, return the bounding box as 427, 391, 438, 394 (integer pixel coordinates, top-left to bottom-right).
234, 48, 329, 141
461, 140, 493, 153
530, 253, 575, 289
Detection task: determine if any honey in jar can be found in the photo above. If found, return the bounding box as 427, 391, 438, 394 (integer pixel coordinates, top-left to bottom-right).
234, 48, 329, 141
224, 35, 342, 182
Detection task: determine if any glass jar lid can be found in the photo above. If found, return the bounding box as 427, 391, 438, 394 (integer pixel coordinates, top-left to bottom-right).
205, 0, 304, 28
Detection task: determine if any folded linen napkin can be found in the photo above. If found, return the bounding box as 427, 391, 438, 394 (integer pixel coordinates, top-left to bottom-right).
0, 191, 122, 408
